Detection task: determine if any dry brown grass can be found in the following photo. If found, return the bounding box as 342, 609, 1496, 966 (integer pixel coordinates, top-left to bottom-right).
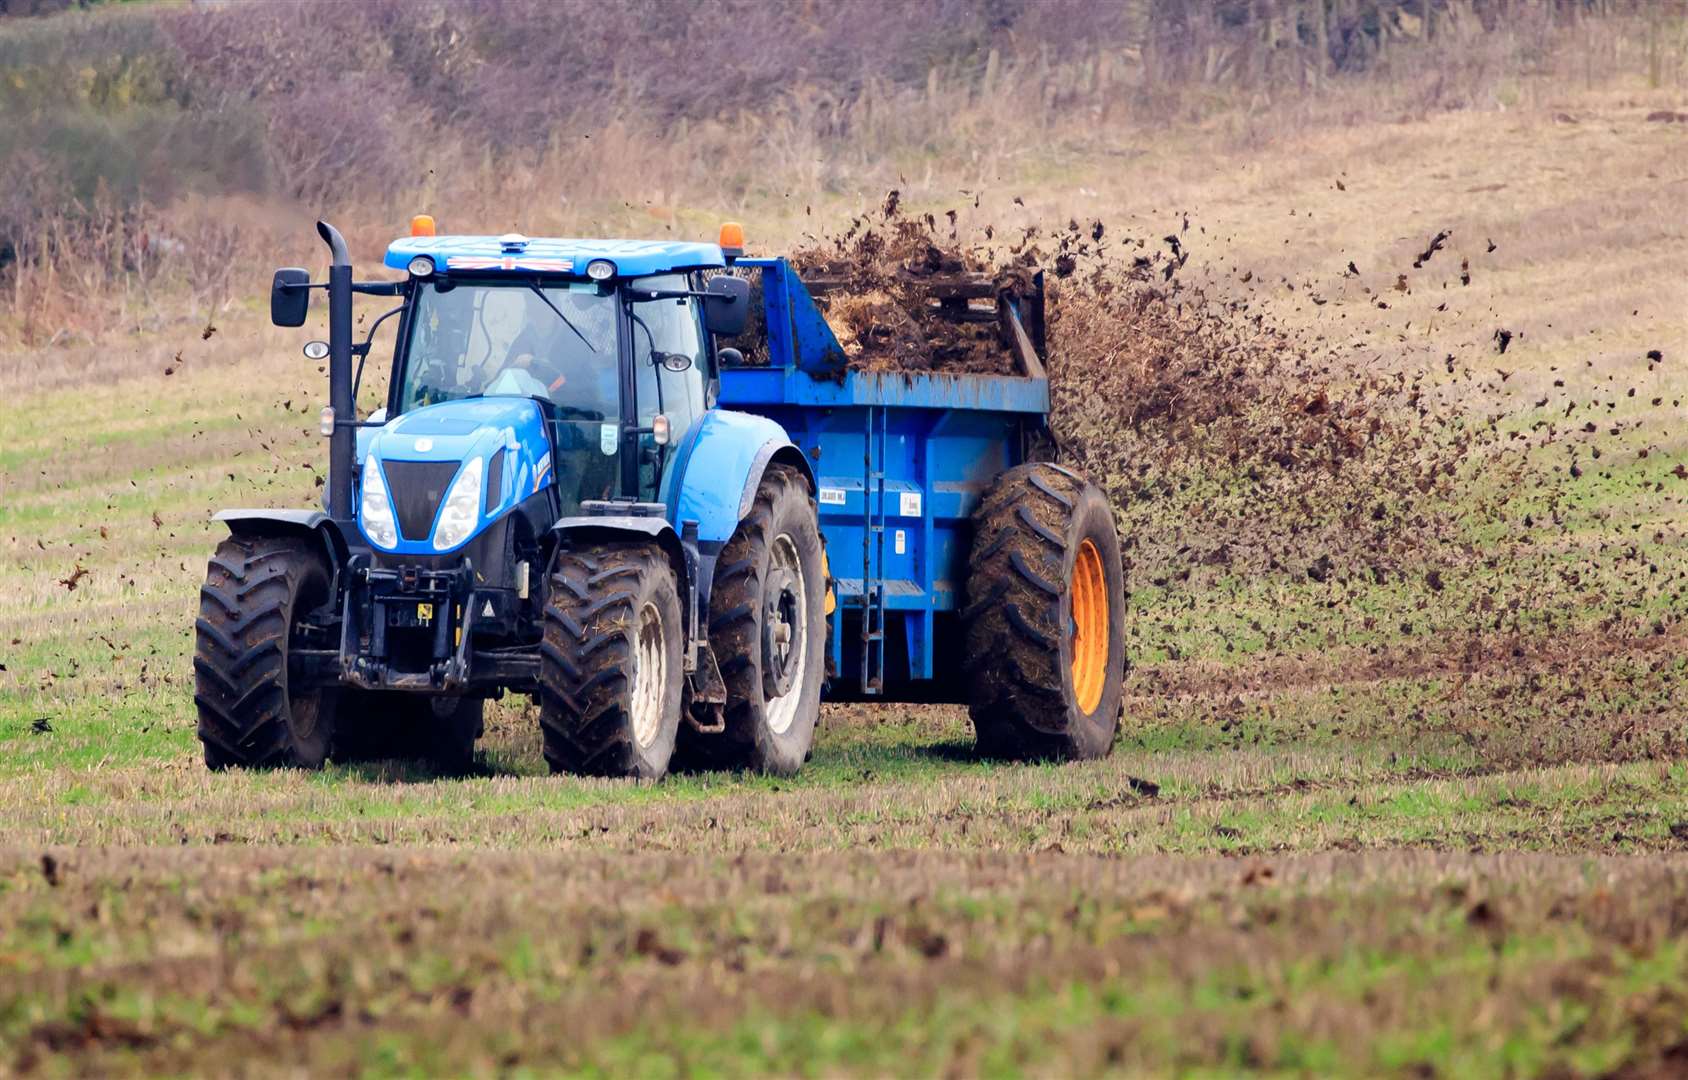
3, 2, 1684, 347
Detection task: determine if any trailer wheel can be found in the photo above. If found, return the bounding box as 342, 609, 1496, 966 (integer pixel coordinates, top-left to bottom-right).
333, 693, 484, 775
962, 463, 1126, 760
193, 534, 338, 770
539, 542, 683, 779
681, 464, 826, 776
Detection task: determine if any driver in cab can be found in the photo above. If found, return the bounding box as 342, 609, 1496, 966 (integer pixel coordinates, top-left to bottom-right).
480, 288, 611, 406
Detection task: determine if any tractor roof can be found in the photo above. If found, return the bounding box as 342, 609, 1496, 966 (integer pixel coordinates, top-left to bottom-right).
383, 234, 727, 278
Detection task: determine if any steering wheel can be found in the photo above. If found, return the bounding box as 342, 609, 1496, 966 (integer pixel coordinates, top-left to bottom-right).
407, 357, 459, 406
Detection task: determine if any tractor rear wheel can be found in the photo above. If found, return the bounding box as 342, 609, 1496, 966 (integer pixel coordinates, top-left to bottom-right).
681, 464, 826, 776
193, 534, 338, 770
962, 463, 1126, 760
538, 542, 683, 779
333, 692, 484, 775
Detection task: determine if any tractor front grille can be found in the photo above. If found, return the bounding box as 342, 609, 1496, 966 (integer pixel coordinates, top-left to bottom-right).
382, 460, 462, 542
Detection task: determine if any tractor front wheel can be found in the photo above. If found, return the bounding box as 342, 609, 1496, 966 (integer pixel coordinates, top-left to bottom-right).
193, 534, 338, 769
962, 463, 1126, 760
538, 542, 683, 779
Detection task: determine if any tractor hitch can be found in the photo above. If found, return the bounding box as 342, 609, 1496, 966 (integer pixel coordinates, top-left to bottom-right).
327, 558, 538, 694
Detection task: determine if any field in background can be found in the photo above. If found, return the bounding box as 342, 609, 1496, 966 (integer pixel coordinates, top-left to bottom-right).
4, 0, 1685, 346
4, 2, 1688, 1075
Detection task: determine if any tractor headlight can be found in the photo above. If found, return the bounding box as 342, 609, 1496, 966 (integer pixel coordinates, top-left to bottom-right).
585, 259, 616, 281
407, 255, 435, 278
432, 456, 483, 551
360, 456, 398, 549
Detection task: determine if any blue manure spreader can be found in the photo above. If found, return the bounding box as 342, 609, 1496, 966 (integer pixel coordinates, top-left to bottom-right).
193, 217, 1125, 778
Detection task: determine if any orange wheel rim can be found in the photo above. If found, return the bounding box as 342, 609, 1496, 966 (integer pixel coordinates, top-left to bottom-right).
1070, 538, 1108, 714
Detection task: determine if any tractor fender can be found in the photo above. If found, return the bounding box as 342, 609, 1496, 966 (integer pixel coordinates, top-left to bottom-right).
213, 509, 347, 567
660, 409, 816, 547
548, 516, 687, 592
737, 438, 817, 519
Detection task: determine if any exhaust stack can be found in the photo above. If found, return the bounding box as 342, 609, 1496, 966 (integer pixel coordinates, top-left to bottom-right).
316, 220, 355, 524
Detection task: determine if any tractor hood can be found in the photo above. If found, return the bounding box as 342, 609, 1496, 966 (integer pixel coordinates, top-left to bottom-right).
354, 396, 553, 555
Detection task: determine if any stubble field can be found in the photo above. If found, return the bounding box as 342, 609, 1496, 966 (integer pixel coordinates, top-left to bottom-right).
2, 79, 1688, 1075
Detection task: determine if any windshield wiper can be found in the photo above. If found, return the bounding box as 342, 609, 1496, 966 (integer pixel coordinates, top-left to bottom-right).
525, 281, 596, 354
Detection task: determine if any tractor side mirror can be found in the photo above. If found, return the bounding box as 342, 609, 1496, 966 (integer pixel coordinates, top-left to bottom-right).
702, 275, 750, 337
271, 268, 311, 327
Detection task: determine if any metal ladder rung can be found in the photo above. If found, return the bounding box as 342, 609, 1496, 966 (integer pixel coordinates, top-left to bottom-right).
859, 405, 888, 695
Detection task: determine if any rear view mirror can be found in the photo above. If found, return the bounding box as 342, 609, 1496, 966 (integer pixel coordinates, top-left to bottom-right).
271, 267, 311, 327
702, 275, 750, 337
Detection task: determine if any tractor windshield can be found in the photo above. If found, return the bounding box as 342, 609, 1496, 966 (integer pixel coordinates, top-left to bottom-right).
398, 282, 619, 420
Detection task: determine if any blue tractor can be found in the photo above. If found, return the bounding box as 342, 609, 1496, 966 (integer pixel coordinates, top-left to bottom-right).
194, 218, 1125, 778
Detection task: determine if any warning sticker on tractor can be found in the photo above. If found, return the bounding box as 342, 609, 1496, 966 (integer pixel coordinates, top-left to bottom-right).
899, 492, 922, 517
894, 529, 907, 555
417, 603, 434, 622
818, 487, 846, 506
600, 422, 618, 455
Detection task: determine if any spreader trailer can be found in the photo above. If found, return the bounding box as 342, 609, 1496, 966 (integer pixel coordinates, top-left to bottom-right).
193, 217, 1125, 778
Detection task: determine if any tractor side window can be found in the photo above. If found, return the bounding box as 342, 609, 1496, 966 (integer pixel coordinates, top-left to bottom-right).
357, 303, 405, 420
629, 274, 708, 499
629, 275, 708, 429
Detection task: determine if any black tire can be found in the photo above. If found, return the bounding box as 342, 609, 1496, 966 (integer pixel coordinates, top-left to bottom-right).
539, 542, 683, 779
681, 464, 826, 776
962, 463, 1126, 760
334, 692, 484, 775
194, 534, 337, 770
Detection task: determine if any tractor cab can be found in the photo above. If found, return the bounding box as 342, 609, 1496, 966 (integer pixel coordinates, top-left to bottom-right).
370, 226, 751, 537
